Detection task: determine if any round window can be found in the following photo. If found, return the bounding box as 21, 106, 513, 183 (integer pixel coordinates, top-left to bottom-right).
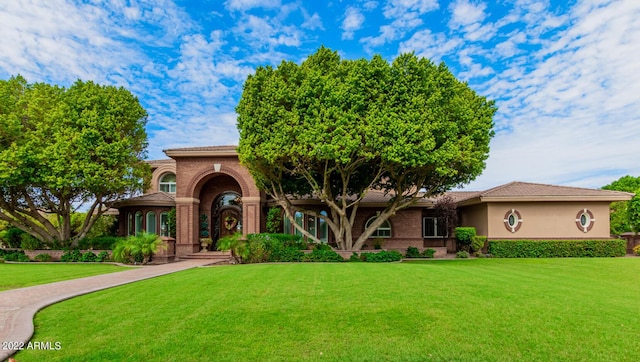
575, 209, 595, 233
503, 209, 522, 233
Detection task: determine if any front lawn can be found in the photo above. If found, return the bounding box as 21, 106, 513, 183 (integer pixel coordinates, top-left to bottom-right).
0, 264, 129, 291
17, 258, 640, 361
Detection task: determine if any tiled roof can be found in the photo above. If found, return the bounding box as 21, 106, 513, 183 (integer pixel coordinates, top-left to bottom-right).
163, 145, 238, 152
147, 159, 175, 167
457, 181, 633, 204
114, 192, 176, 207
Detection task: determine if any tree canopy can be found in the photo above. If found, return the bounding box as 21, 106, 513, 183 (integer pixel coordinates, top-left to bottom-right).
603, 175, 640, 234
237, 47, 496, 250
0, 75, 150, 246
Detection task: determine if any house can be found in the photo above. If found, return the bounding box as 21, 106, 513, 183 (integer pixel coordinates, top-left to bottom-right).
114, 146, 634, 262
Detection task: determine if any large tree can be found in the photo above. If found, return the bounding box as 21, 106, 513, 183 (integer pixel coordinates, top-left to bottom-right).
0, 75, 150, 246
237, 47, 496, 250
603, 175, 640, 234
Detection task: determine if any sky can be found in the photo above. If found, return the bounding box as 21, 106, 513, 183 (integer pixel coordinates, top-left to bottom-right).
1, 0, 639, 191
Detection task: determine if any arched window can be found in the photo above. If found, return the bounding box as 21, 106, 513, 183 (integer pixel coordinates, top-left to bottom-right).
160, 211, 170, 237
365, 216, 392, 238
146, 211, 157, 234
159, 173, 176, 193
135, 211, 143, 235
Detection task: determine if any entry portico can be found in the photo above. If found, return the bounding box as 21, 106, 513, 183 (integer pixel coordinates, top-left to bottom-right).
164, 146, 262, 256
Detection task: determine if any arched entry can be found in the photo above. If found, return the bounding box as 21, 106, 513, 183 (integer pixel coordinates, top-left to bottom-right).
212, 191, 242, 243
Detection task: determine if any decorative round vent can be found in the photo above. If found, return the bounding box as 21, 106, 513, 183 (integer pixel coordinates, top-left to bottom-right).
503, 209, 522, 233
575, 209, 595, 233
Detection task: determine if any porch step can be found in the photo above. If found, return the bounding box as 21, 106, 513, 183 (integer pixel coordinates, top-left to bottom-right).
180, 251, 232, 262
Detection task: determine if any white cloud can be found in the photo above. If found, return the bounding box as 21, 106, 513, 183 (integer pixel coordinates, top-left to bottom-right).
362, 0, 438, 48
224, 0, 282, 11
342, 7, 365, 40
466, 0, 640, 189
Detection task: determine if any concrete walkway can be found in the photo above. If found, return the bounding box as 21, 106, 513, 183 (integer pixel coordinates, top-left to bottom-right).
0, 259, 219, 360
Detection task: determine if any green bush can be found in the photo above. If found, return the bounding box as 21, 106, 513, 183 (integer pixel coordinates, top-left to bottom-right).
360, 250, 403, 262
77, 236, 122, 250
96, 251, 110, 262
302, 249, 343, 262
2, 227, 26, 248
20, 234, 43, 251
34, 253, 52, 262
349, 252, 362, 262
112, 233, 164, 264
487, 239, 627, 258
421, 248, 436, 258
3, 250, 30, 262
244, 233, 307, 263
60, 249, 83, 262
456, 251, 470, 258
405, 246, 421, 258
455, 227, 476, 244
471, 236, 487, 253
81, 251, 97, 262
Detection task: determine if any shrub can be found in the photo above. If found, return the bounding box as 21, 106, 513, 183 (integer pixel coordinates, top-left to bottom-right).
405, 246, 421, 258
456, 251, 470, 258
302, 249, 343, 262
487, 239, 626, 258
77, 236, 121, 250
360, 250, 403, 262
2, 227, 25, 248
20, 234, 42, 251
455, 227, 476, 244
81, 251, 97, 262
421, 248, 436, 258
3, 250, 30, 262
60, 249, 83, 262
244, 233, 307, 263
349, 252, 362, 262
112, 233, 164, 264
455, 227, 476, 252
471, 236, 487, 253
34, 253, 52, 262
96, 251, 110, 262
633, 244, 640, 256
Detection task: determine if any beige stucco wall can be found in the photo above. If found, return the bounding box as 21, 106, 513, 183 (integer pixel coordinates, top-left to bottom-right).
485, 201, 611, 239
459, 203, 488, 236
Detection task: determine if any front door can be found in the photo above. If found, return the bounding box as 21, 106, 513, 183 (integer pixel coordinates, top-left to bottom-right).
219, 208, 241, 239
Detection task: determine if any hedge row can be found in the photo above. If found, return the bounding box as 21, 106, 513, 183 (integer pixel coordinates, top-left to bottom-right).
487, 239, 626, 258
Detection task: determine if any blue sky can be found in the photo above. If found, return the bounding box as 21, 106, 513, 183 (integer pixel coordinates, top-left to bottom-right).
1, 0, 639, 191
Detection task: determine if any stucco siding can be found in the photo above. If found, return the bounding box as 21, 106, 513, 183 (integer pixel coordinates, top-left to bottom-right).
486, 201, 611, 239
459, 203, 488, 236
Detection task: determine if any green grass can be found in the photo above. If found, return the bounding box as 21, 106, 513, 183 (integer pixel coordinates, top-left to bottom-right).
16, 258, 640, 361
0, 264, 129, 291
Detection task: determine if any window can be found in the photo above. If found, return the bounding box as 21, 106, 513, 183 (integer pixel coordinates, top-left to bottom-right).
146, 211, 157, 234
318, 211, 328, 243
127, 212, 133, 236
503, 209, 522, 233
159, 173, 176, 193
575, 209, 595, 233
283, 210, 329, 243
365, 216, 391, 238
160, 212, 170, 237
423, 217, 446, 238
135, 211, 143, 235
294, 211, 304, 236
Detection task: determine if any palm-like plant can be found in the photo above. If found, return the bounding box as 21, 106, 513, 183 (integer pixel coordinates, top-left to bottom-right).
112, 233, 165, 264
216, 232, 248, 264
